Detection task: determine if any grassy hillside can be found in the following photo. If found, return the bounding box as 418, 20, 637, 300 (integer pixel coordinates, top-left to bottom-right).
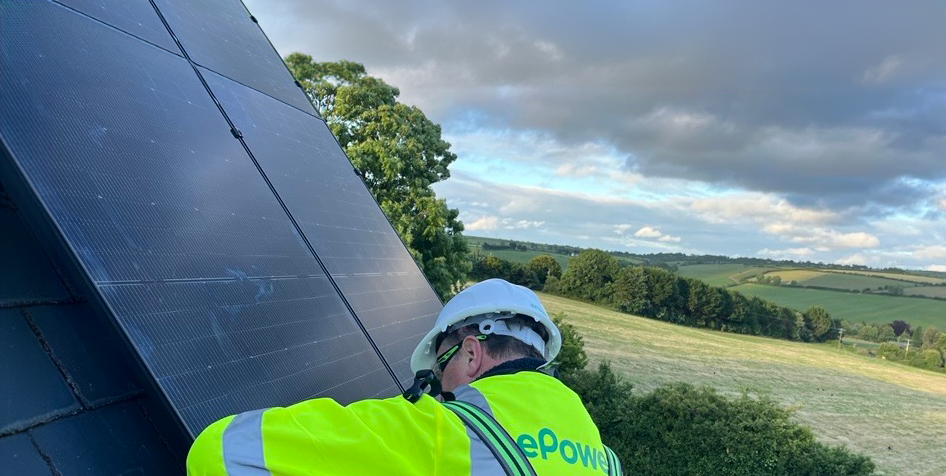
538, 292, 946, 476
731, 283, 946, 328
675, 263, 768, 287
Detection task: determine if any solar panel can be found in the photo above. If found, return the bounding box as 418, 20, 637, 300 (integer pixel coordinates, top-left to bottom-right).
0, 2, 399, 435
203, 69, 444, 385
153, 0, 315, 114
54, 0, 180, 53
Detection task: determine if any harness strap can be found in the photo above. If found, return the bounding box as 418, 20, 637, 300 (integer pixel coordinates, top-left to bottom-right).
443, 400, 537, 476
443, 400, 625, 475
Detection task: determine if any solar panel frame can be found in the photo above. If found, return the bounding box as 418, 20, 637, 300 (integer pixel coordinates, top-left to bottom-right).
0, 1, 404, 436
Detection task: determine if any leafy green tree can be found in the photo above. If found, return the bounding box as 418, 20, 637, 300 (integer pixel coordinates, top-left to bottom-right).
611, 266, 650, 315
803, 306, 832, 342
285, 55, 469, 299
557, 249, 619, 302
551, 312, 588, 377
921, 326, 941, 348
878, 325, 896, 342
909, 349, 944, 370
687, 279, 724, 328
526, 254, 562, 286
644, 267, 683, 319
858, 325, 879, 341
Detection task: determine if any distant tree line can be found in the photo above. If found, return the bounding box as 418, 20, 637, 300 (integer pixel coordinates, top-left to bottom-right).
543, 249, 837, 343
554, 314, 876, 476
842, 320, 946, 373
473, 249, 838, 343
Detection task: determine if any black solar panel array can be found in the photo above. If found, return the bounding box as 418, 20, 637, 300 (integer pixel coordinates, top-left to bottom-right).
0, 0, 442, 438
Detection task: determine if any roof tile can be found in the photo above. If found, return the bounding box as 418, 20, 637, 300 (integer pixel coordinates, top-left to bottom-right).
0, 433, 53, 475
0, 309, 80, 434
26, 304, 141, 406
31, 401, 181, 475
0, 208, 70, 306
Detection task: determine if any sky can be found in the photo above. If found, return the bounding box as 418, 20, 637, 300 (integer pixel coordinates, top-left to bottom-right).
244, 0, 946, 271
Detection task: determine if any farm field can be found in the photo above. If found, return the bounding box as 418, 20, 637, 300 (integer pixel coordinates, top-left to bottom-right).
762, 269, 918, 291
538, 292, 946, 476
830, 269, 946, 285
905, 286, 946, 299
675, 263, 767, 287
731, 283, 946, 328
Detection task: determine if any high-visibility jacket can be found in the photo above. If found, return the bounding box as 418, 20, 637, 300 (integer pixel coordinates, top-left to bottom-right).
187, 367, 616, 475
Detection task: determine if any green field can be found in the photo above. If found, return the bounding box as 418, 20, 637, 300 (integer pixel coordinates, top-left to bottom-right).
538, 292, 946, 476
763, 269, 917, 291
904, 286, 946, 299
676, 264, 768, 287
831, 270, 946, 285
731, 284, 946, 328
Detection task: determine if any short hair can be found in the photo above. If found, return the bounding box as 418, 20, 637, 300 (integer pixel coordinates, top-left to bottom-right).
437, 315, 546, 361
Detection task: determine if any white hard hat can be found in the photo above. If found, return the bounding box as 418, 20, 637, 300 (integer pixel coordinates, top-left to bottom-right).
410, 278, 562, 373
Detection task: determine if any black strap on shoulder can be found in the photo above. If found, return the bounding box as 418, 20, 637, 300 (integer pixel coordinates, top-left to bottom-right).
442, 400, 623, 476
442, 400, 537, 476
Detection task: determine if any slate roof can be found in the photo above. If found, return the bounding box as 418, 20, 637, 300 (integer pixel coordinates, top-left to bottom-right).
0, 179, 186, 474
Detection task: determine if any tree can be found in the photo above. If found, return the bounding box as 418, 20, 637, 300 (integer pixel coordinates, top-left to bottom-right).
890, 320, 911, 337
858, 325, 879, 341
285, 55, 469, 299
803, 306, 832, 342
921, 326, 941, 348
878, 325, 896, 342
551, 312, 588, 377
557, 249, 619, 302
526, 254, 562, 287
611, 266, 650, 315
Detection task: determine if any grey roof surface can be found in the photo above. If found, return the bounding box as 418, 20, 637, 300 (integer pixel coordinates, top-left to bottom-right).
0, 181, 184, 474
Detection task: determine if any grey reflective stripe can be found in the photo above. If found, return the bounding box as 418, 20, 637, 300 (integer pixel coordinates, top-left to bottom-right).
605, 445, 622, 476
451, 385, 505, 475
222, 409, 271, 476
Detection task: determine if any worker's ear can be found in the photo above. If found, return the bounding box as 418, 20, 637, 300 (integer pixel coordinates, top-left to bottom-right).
459, 335, 485, 378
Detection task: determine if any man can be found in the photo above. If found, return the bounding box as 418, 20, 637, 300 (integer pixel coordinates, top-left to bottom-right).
187, 278, 620, 475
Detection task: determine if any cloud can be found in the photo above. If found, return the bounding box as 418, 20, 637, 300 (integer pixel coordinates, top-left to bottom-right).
690, 194, 836, 226
914, 245, 946, 261
835, 253, 871, 266
251, 0, 946, 269
757, 247, 815, 259
613, 223, 633, 234
928, 265, 946, 272
634, 226, 681, 243
506, 219, 545, 229
466, 216, 500, 230
634, 226, 663, 238
863, 55, 905, 84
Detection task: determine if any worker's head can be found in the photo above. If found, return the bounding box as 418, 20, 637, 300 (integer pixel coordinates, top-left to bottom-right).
410, 279, 561, 392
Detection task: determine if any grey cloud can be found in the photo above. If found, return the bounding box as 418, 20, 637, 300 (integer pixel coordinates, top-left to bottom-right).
249, 0, 946, 215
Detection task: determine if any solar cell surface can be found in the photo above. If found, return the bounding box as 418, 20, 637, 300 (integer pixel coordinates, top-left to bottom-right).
153, 0, 314, 114
0, 2, 405, 435
203, 69, 444, 385
55, 0, 180, 53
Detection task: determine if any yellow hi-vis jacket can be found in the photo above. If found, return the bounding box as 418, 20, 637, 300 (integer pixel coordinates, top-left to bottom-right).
187, 370, 615, 475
